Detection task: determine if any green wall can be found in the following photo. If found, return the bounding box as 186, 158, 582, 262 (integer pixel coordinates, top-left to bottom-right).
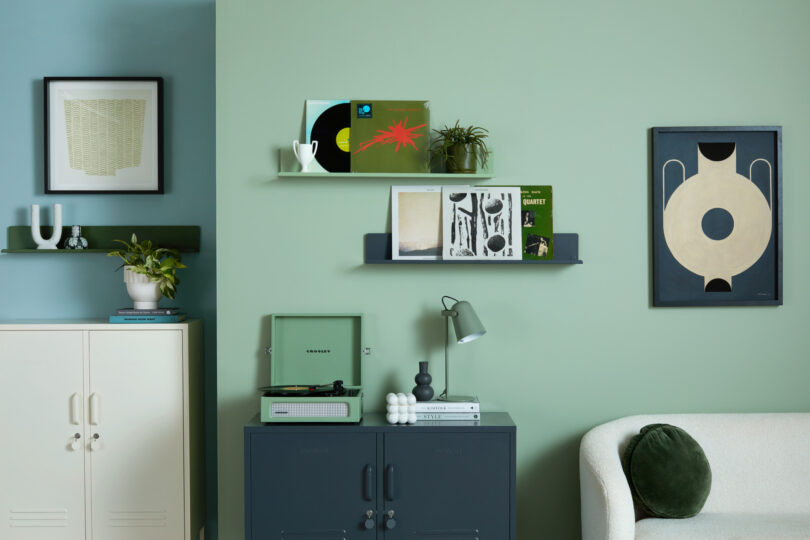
217, 1, 810, 537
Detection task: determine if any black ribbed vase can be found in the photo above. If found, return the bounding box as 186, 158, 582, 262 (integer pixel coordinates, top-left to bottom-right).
412, 361, 434, 401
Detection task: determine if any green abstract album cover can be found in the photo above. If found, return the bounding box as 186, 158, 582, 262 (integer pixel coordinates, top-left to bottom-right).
520, 186, 553, 260
350, 100, 430, 173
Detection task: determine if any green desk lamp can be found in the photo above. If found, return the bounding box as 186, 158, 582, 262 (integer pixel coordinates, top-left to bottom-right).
440, 295, 486, 402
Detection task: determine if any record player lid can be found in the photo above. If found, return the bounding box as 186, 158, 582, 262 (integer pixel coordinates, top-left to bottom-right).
269, 314, 363, 387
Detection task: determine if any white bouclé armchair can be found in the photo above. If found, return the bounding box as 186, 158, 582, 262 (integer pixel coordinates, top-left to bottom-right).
579, 413, 810, 539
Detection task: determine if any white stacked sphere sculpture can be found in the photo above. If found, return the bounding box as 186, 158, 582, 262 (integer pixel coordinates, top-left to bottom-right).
385, 392, 417, 424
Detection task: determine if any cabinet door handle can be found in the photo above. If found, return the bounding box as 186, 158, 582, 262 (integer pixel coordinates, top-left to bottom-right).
363, 464, 374, 501
89, 393, 100, 425
385, 464, 395, 501
70, 393, 81, 425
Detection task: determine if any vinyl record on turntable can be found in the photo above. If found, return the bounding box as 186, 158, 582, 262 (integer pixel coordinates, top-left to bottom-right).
267, 385, 313, 396
305, 99, 350, 172
261, 380, 347, 397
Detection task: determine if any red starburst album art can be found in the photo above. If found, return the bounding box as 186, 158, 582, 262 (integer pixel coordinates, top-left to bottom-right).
350, 100, 430, 173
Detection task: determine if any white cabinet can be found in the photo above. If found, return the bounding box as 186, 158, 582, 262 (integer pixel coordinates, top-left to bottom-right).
0, 330, 86, 539
0, 321, 204, 540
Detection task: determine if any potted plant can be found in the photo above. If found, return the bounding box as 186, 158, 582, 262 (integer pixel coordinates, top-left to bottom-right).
107, 234, 186, 309
430, 121, 490, 173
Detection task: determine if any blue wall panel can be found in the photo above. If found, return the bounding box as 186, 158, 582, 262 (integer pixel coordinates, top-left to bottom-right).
0, 1, 217, 537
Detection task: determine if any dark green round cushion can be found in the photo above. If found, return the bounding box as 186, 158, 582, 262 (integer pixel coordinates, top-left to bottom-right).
623, 423, 712, 518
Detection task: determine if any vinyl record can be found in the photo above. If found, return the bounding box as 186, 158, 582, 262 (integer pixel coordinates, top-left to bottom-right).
310, 103, 350, 172
261, 380, 347, 397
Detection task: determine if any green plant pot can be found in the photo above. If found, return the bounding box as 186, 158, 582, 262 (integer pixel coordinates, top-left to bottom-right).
447, 143, 477, 174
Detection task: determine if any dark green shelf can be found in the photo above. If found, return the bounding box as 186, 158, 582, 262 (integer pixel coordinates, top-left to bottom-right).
2, 226, 200, 253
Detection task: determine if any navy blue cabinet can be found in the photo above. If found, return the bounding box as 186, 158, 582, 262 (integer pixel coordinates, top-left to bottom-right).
248, 432, 377, 539
245, 413, 516, 540
383, 432, 511, 539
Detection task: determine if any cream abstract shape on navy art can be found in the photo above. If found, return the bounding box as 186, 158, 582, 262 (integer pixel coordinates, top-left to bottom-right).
652, 127, 781, 306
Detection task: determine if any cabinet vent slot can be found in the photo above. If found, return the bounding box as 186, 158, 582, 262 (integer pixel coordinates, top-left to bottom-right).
280, 529, 347, 539
9, 508, 68, 527
416, 530, 480, 539
108, 509, 167, 527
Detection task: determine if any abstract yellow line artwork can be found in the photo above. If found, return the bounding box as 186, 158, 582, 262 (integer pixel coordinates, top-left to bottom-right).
64, 99, 146, 176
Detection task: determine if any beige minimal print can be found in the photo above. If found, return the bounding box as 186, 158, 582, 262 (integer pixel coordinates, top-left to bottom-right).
391, 186, 443, 260
64, 99, 146, 176
662, 144, 772, 290
398, 191, 442, 255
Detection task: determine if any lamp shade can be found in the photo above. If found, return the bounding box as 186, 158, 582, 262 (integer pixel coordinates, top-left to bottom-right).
450, 300, 486, 343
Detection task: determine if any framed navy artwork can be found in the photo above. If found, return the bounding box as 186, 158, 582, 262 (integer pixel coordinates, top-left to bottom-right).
651, 127, 782, 307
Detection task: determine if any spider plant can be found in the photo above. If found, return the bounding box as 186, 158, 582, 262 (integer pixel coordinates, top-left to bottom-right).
430, 121, 490, 172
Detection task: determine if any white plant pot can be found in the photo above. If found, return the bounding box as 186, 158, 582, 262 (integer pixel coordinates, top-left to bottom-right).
124, 266, 162, 309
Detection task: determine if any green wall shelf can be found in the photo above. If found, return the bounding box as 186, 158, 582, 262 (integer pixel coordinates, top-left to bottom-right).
278, 148, 494, 179
365, 233, 582, 264
2, 226, 201, 253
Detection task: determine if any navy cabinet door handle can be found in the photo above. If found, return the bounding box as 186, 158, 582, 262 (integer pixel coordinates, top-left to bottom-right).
363, 464, 374, 501
385, 464, 395, 500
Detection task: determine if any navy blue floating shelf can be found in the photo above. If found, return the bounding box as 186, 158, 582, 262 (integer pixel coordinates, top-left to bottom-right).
364, 233, 582, 264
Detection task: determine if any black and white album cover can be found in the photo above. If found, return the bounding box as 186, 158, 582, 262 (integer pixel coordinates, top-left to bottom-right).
441, 186, 521, 260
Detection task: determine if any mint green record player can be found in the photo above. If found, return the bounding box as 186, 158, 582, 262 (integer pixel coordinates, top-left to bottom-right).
260, 314, 365, 423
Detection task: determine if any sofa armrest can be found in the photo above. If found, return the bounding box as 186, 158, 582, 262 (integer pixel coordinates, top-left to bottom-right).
580, 425, 636, 540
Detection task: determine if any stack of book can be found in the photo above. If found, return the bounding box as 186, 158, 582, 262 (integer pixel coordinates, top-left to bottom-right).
109, 307, 187, 324
414, 398, 480, 421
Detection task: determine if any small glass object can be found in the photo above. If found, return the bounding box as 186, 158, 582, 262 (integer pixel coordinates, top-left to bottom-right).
63, 225, 88, 250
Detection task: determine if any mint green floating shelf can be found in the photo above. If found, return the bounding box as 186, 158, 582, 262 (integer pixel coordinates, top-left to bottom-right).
279, 171, 495, 179
277, 148, 494, 179
2, 226, 200, 253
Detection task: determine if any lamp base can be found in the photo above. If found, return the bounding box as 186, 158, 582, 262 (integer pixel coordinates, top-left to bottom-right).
438, 394, 477, 403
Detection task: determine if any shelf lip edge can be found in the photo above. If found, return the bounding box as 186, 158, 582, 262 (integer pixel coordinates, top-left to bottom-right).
364, 232, 581, 265
364, 259, 583, 265
2, 249, 201, 254
278, 173, 494, 179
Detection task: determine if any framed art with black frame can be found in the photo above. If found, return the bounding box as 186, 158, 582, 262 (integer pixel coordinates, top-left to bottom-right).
652, 126, 782, 307
44, 77, 163, 194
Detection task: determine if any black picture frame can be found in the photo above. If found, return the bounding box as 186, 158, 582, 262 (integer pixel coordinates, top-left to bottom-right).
44, 77, 163, 194
652, 126, 782, 306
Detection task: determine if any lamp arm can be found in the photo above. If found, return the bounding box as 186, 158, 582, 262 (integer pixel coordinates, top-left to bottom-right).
441, 313, 450, 400
441, 295, 460, 310
444, 315, 452, 399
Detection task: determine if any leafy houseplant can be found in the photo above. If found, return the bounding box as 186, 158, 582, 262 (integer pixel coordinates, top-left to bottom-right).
108, 234, 186, 302
430, 121, 490, 173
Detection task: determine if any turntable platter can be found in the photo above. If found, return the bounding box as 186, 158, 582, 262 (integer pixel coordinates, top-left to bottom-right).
261, 379, 347, 397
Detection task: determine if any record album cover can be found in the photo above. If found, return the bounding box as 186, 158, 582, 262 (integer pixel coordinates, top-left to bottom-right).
305, 99, 350, 172
520, 185, 553, 260
442, 186, 521, 260
350, 100, 430, 173
391, 186, 442, 260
